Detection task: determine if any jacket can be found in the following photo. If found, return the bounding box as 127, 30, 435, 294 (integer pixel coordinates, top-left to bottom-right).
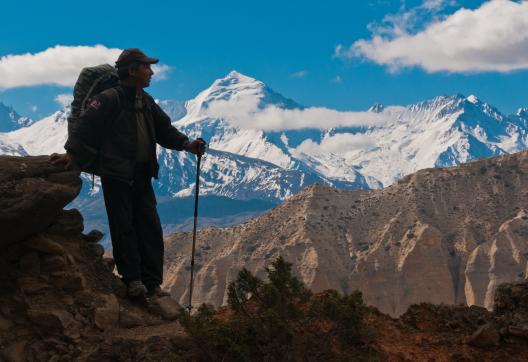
64, 84, 189, 182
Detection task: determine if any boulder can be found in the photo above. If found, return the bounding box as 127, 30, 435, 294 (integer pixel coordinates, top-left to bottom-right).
47, 209, 84, 235
86, 243, 105, 259
18, 277, 50, 295
0, 155, 81, 247
25, 235, 65, 255
103, 257, 116, 271
507, 325, 528, 339
26, 308, 73, 331
119, 309, 146, 328
84, 229, 104, 243
468, 323, 500, 348
49, 271, 86, 291
150, 296, 181, 321
41, 255, 69, 272
94, 294, 120, 330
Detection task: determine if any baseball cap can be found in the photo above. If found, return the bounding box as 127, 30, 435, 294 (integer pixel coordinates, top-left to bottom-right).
115, 48, 159, 68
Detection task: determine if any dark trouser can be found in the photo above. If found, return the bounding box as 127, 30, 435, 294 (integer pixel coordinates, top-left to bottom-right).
101, 163, 164, 290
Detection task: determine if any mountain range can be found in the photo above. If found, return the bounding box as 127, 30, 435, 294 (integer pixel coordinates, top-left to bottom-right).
164, 150, 528, 315
1, 71, 528, 239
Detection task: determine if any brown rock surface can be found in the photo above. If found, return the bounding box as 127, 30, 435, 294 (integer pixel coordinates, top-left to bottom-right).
164, 151, 528, 315
94, 294, 120, 330
0, 155, 189, 360
468, 322, 500, 347
26, 308, 73, 331
149, 296, 181, 321
0, 155, 82, 247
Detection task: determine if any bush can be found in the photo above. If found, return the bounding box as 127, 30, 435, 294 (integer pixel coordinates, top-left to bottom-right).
179, 257, 371, 361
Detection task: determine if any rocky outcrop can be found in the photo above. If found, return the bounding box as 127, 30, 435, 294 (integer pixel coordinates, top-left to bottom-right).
164, 151, 528, 315
0, 155, 81, 247
0, 155, 189, 361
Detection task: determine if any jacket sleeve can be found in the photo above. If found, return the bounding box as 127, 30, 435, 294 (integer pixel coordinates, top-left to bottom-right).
151, 101, 189, 150
64, 92, 113, 164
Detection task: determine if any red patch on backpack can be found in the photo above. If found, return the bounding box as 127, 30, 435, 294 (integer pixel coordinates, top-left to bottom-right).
88, 99, 102, 110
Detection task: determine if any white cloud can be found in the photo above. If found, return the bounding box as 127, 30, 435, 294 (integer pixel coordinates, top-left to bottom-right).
294, 133, 375, 156
54, 93, 74, 107
0, 45, 172, 89
339, 0, 528, 73
289, 70, 307, 79
203, 96, 392, 131
152, 64, 171, 81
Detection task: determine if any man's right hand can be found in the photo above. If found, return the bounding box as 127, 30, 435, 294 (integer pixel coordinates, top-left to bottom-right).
50, 152, 77, 170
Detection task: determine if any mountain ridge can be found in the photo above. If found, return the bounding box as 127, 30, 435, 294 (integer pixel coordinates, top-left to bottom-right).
163, 149, 528, 315
1, 71, 528, 237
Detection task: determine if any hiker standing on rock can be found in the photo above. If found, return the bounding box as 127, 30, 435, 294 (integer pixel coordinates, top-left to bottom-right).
51, 48, 205, 298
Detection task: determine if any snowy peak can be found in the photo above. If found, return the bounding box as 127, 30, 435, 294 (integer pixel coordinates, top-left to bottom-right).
0, 102, 33, 132
9, 107, 69, 155
215, 70, 261, 88
176, 71, 301, 127
516, 108, 528, 118
368, 103, 385, 113
198, 70, 265, 106
466, 94, 480, 104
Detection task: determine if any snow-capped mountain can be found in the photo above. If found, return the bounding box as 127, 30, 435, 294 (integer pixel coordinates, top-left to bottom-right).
0, 101, 33, 132
8, 107, 69, 155
335, 94, 528, 185
2, 70, 528, 238
156, 99, 187, 122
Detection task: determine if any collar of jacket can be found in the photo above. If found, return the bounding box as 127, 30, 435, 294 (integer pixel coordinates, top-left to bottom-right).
118, 83, 144, 102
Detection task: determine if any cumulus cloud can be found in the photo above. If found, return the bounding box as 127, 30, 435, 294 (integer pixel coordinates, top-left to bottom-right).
152, 64, 171, 81
338, 0, 528, 73
203, 96, 391, 131
289, 70, 307, 79
294, 133, 375, 156
0, 45, 171, 89
54, 93, 74, 107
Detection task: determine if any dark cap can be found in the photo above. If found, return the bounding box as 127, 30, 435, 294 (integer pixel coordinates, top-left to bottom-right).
115, 48, 159, 68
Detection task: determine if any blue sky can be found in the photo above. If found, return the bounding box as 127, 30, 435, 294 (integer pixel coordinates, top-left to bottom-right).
1, 0, 527, 119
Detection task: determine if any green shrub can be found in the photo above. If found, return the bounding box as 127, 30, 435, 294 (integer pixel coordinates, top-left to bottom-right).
179, 257, 371, 361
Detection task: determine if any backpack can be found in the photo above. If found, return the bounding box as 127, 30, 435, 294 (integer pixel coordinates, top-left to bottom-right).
68, 64, 119, 179
69, 64, 119, 120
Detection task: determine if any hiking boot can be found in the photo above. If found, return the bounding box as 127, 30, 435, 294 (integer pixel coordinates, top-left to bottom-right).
127, 280, 148, 297
146, 286, 171, 298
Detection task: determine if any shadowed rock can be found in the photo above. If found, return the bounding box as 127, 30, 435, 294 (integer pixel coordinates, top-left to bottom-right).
0, 155, 81, 247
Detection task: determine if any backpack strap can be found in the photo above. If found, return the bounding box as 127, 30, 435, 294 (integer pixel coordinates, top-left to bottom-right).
89, 87, 122, 190
81, 73, 116, 113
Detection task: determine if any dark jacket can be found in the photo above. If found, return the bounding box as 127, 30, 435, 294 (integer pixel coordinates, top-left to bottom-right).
65, 84, 188, 181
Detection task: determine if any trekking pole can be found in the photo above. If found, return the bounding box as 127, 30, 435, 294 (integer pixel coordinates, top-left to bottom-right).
187, 140, 205, 313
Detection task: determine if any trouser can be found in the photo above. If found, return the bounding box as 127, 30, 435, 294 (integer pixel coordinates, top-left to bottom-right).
101, 163, 164, 289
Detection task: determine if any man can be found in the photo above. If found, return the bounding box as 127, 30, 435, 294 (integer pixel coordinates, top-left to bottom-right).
52, 48, 205, 298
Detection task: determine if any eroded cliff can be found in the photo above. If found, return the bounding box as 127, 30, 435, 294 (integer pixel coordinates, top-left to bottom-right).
165, 151, 528, 316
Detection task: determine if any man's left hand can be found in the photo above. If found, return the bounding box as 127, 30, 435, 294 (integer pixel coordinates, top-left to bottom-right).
185, 139, 206, 156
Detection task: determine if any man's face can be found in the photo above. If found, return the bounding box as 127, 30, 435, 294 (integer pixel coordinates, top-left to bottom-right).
130, 63, 154, 88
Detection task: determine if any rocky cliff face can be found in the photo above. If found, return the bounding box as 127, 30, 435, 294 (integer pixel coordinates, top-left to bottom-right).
0, 156, 191, 361
164, 150, 528, 316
